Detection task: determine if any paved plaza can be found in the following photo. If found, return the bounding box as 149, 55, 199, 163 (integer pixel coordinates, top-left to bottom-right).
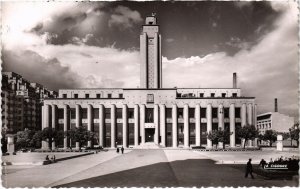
2, 149, 299, 188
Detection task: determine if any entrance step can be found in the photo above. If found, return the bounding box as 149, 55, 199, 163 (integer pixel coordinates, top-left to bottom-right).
136, 142, 161, 149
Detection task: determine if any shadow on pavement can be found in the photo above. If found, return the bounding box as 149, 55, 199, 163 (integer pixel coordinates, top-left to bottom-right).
55, 158, 298, 188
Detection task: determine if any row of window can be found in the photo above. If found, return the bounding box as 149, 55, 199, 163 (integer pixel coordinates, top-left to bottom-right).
177, 93, 238, 98
56, 107, 243, 121
62, 93, 123, 99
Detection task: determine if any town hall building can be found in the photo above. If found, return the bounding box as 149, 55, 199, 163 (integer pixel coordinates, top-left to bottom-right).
42, 14, 257, 149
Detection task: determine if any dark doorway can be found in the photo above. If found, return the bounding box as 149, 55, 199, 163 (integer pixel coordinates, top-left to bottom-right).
145, 128, 155, 142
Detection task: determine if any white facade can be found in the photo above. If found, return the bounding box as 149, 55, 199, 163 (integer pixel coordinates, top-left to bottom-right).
257, 112, 294, 134
42, 14, 257, 149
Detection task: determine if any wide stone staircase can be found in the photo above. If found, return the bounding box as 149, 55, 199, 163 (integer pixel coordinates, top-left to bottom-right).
135, 142, 161, 149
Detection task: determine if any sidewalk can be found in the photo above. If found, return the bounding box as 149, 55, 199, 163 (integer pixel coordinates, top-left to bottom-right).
2, 150, 123, 188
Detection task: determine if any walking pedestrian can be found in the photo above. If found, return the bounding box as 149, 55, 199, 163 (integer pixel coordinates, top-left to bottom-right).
121, 146, 124, 154
116, 147, 119, 153
45, 155, 49, 161
245, 158, 254, 179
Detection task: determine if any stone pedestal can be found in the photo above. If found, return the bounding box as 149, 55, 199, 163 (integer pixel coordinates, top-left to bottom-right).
277, 135, 283, 151
7, 134, 15, 154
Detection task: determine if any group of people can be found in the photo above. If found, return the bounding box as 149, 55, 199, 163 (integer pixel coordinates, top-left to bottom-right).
45, 155, 56, 162
116, 146, 125, 154
259, 156, 299, 171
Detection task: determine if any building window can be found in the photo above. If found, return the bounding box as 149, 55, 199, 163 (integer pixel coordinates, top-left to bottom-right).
224, 108, 229, 118
96, 94, 101, 98
235, 107, 241, 118
211, 93, 215, 97
145, 108, 154, 123
128, 108, 134, 118
232, 93, 237, 97
74, 94, 78, 99
189, 108, 195, 118
222, 93, 226, 98
94, 108, 99, 119
116, 108, 122, 119
200, 108, 206, 118
82, 108, 87, 119
85, 94, 89, 99
178, 108, 183, 119
58, 108, 64, 119
70, 108, 76, 119
119, 93, 123, 98
166, 108, 172, 118
105, 108, 111, 118
200, 93, 204, 98
212, 108, 218, 118
108, 93, 112, 98
63, 94, 67, 98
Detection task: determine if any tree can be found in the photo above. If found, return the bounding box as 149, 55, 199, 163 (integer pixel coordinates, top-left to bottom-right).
263, 130, 277, 147
65, 125, 94, 149
207, 130, 218, 149
237, 124, 259, 149
15, 129, 35, 150
207, 128, 232, 149
289, 123, 299, 147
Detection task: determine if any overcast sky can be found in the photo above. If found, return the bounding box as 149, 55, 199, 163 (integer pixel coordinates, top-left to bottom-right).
2, 1, 298, 119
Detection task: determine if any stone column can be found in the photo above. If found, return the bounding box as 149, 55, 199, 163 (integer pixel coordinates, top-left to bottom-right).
218, 104, 224, 148
134, 105, 139, 147
247, 103, 253, 147
75, 104, 81, 150
51, 104, 56, 150
99, 104, 104, 147
241, 103, 247, 127
195, 104, 201, 146
241, 103, 247, 147
87, 104, 93, 148
247, 104, 253, 125
42, 104, 50, 150
184, 104, 189, 148
154, 104, 159, 145
206, 104, 212, 149
63, 105, 69, 149
122, 104, 128, 147
172, 104, 178, 148
254, 104, 257, 128
160, 104, 166, 147
140, 104, 146, 144
230, 104, 236, 147
111, 104, 116, 148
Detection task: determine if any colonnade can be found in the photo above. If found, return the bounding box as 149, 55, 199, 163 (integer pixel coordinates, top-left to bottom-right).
42, 103, 255, 149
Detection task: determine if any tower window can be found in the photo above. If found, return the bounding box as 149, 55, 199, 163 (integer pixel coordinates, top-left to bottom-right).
63, 94, 67, 98
211, 93, 215, 97
222, 93, 226, 97
108, 94, 112, 98
74, 94, 78, 99
199, 93, 204, 98
149, 22, 153, 25
96, 94, 101, 98
85, 94, 89, 99
232, 93, 237, 97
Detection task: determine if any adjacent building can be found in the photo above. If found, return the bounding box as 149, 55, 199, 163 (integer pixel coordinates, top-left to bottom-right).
1, 72, 57, 134
42, 14, 257, 149
257, 99, 295, 134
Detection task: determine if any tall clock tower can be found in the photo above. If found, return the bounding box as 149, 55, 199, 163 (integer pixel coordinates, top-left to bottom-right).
140, 13, 162, 89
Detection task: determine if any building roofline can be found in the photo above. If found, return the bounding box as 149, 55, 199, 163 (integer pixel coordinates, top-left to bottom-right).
176, 97, 255, 99
58, 87, 242, 91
